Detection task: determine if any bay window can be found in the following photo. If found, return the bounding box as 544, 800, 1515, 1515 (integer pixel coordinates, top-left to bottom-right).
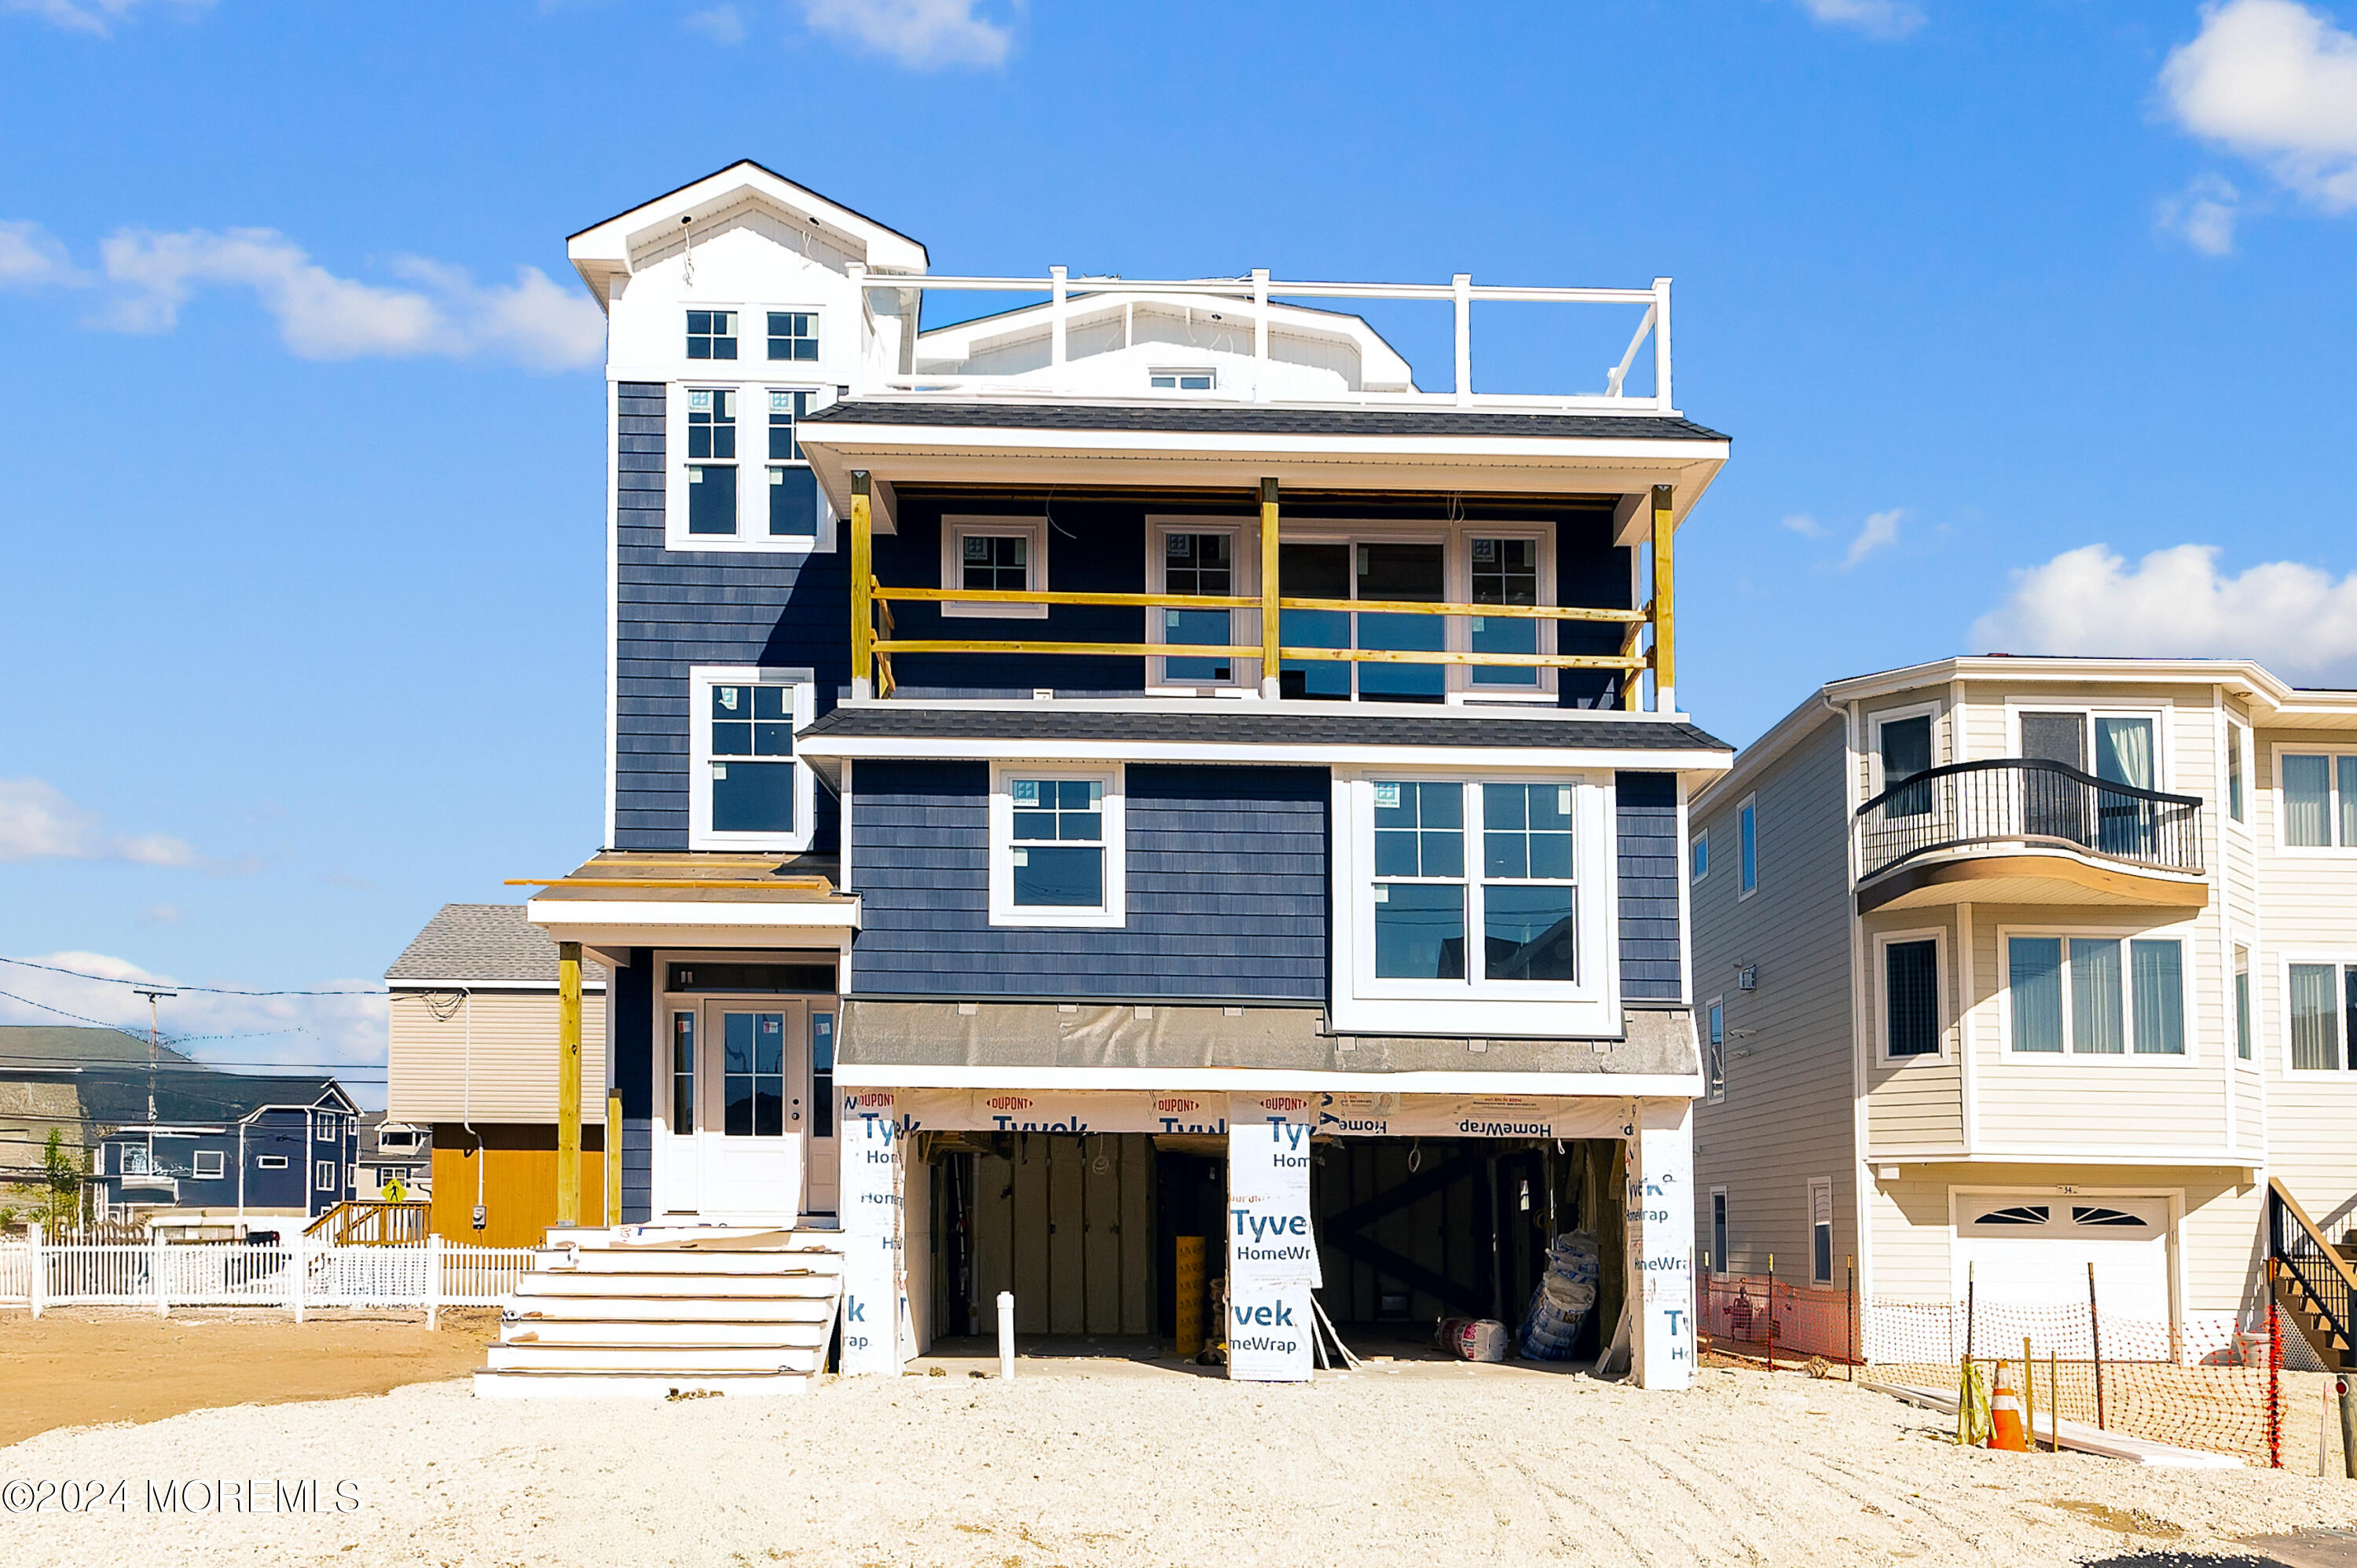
2287, 962, 2356, 1072
2006, 931, 2187, 1056
2281, 753, 2357, 848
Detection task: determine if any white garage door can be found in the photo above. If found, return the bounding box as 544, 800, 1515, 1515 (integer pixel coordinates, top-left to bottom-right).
1952, 1195, 2171, 1327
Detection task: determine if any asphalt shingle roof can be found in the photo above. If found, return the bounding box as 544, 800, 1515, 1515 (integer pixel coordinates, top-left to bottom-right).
800, 400, 1728, 443
0, 1028, 347, 1125
385, 904, 611, 986
800, 705, 1731, 753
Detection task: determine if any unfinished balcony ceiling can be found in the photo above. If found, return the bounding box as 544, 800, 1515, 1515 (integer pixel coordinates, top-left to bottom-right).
1854, 847, 2212, 915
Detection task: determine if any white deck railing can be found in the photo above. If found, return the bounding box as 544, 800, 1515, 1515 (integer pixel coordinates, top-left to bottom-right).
849, 265, 1677, 414
0, 1229, 533, 1319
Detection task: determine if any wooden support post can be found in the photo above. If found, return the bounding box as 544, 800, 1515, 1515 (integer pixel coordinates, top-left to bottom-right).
1259, 477, 1281, 698
1650, 484, 1676, 713
556, 940, 582, 1229
850, 471, 874, 700
606, 1090, 623, 1226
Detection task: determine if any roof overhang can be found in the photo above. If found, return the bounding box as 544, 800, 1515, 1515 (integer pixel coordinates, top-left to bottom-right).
525, 901, 861, 950
795, 412, 1726, 540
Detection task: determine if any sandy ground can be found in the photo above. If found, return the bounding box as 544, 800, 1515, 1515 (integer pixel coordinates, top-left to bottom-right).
1, 1332, 2353, 1568
0, 1308, 497, 1448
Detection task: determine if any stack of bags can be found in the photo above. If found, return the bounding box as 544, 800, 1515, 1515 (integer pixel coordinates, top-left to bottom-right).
1518, 1233, 1600, 1361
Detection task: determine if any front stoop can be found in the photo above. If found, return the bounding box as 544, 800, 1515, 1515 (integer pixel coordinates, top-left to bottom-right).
472, 1225, 844, 1399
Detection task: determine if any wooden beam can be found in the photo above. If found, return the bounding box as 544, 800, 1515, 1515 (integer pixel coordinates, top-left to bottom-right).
504, 877, 836, 891
556, 941, 582, 1229
871, 639, 1644, 670
1259, 478, 1281, 698
878, 585, 1260, 610
874, 639, 1260, 660
1281, 595, 1646, 623
849, 471, 874, 699
605, 1090, 623, 1227
1651, 483, 1675, 713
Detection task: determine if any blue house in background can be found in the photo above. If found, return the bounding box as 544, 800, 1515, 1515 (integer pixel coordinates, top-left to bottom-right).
491, 163, 1735, 1396
93, 1075, 359, 1237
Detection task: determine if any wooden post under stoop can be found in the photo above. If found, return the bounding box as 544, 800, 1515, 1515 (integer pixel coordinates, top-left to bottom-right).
1259, 477, 1281, 698
605, 1090, 623, 1225
1650, 483, 1676, 713
556, 940, 582, 1228
850, 471, 874, 699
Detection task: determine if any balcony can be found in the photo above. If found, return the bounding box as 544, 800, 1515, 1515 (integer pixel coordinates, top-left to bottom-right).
1852, 759, 2209, 914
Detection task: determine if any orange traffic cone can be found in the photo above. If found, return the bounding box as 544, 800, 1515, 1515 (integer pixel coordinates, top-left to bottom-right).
1987, 1361, 2030, 1452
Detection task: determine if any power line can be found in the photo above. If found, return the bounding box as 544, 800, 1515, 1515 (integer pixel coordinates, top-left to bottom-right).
0, 957, 384, 997
0, 987, 328, 1053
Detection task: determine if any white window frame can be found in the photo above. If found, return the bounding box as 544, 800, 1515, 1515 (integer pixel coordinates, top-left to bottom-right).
662, 381, 836, 555
688, 665, 818, 853
2234, 945, 2254, 1066
988, 762, 1126, 929
761, 306, 822, 365
2225, 720, 2249, 828
1873, 925, 1949, 1064
1868, 701, 1942, 797
256, 1155, 288, 1170
1450, 527, 1558, 704
2273, 749, 2357, 855
2279, 954, 2356, 1075
1705, 996, 1725, 1103
1148, 366, 1217, 390
1736, 794, 1758, 899
1146, 515, 1259, 692
1690, 828, 1709, 885
1807, 1177, 1835, 1286
313, 1160, 339, 1192
1329, 768, 1618, 1036
941, 515, 1050, 619
684, 306, 743, 363
2004, 701, 2173, 789
192, 1150, 225, 1179
1996, 921, 2198, 1064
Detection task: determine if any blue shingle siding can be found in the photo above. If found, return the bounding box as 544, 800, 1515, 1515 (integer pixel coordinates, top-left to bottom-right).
1615, 771, 1684, 1002
613, 382, 852, 851
620, 1117, 653, 1225
849, 760, 1328, 999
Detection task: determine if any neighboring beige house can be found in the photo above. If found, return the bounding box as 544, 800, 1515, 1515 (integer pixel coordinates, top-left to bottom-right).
387, 905, 609, 1245
1689, 656, 2355, 1365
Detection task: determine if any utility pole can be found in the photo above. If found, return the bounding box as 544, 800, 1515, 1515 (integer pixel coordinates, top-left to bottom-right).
132, 988, 175, 1123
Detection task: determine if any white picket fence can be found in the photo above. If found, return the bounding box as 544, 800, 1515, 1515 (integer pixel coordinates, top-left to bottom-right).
0, 1230, 533, 1319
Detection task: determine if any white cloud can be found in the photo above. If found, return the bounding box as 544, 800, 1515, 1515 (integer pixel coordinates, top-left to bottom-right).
0, 950, 389, 1095
1840, 508, 1905, 569
1780, 512, 1829, 539
0, 220, 87, 288
2161, 0, 2357, 212
685, 2, 747, 42
91, 227, 605, 369
1792, 0, 1925, 40
2156, 174, 2242, 254
3, 0, 209, 37
136, 905, 181, 926
0, 778, 201, 868
1969, 542, 2357, 683
799, 0, 1011, 68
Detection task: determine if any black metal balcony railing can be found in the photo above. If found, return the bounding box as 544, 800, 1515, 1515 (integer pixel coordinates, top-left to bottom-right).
1853, 758, 2205, 885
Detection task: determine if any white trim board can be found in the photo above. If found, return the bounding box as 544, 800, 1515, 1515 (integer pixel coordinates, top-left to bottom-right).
834, 1064, 1706, 1096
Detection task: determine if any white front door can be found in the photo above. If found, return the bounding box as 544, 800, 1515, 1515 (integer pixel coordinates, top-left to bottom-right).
654, 1001, 804, 1223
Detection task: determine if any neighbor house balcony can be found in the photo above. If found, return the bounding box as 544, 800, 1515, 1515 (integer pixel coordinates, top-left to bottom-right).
1852, 759, 2209, 914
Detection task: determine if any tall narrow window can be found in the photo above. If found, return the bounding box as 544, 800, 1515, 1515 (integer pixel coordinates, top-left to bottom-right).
2129, 940, 2185, 1055
2069, 938, 2124, 1054
811, 1012, 836, 1137
1691, 830, 1709, 885
2009, 936, 2066, 1053
1373, 781, 1466, 979
765, 390, 818, 540
2227, 726, 2245, 823
2234, 948, 2252, 1062
1468, 537, 1541, 689
1010, 779, 1106, 908
2344, 757, 2357, 847
1884, 938, 1941, 1057
687, 388, 739, 536
1480, 782, 1576, 982
1879, 715, 1934, 818
1162, 530, 1237, 683
1738, 797, 1758, 896
687, 310, 738, 360
765, 310, 817, 361
670, 1012, 696, 1134
2289, 963, 2344, 1070
1809, 1179, 1835, 1286
1711, 1190, 1728, 1276
2284, 755, 2333, 846
1706, 999, 1725, 1102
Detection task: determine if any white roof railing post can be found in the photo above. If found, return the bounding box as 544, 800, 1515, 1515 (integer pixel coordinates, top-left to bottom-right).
1252, 268, 1270, 403
1452, 273, 1473, 408
845, 261, 867, 399
1049, 265, 1069, 393
1652, 277, 1673, 414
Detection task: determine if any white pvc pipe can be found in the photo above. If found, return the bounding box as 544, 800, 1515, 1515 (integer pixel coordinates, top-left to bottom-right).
997, 1290, 1016, 1380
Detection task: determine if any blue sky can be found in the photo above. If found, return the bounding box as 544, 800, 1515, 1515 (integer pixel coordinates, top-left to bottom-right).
2, 0, 2354, 1086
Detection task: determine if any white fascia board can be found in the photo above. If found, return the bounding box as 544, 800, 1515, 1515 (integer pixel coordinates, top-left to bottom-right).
1876, 1147, 2258, 1168
801, 420, 1727, 467
799, 735, 1734, 775
566, 163, 928, 298
833, 1063, 1704, 1097
525, 897, 860, 932
386, 980, 610, 994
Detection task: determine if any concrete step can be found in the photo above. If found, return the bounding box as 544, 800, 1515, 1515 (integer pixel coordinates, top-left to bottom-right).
514, 1270, 838, 1300
500, 1316, 832, 1348
472, 1368, 813, 1400
504, 1294, 833, 1324
544, 1249, 845, 1277
553, 1224, 838, 1250
486, 1340, 825, 1374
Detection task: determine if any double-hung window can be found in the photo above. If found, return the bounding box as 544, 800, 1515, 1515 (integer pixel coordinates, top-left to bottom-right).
2006, 931, 2187, 1056
314, 1160, 339, 1192
687, 310, 738, 360
1690, 830, 1709, 885
689, 668, 814, 851
685, 389, 738, 536
1467, 536, 1545, 691
942, 517, 1049, 618
1808, 1178, 1835, 1285
2281, 753, 2357, 848
1150, 522, 1251, 687
765, 390, 819, 544
1706, 998, 1725, 1102
1737, 796, 1758, 897
2234, 947, 2253, 1062
2227, 724, 2247, 824
2287, 962, 2357, 1072
989, 766, 1124, 927
766, 310, 818, 361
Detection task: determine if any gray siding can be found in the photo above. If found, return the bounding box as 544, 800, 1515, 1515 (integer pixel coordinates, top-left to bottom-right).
614, 382, 850, 851
620, 1117, 652, 1225
849, 761, 1326, 999
1689, 715, 1860, 1280
1615, 771, 1682, 1002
